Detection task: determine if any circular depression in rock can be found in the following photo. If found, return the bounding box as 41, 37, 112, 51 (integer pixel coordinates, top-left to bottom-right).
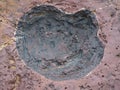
16, 5, 104, 80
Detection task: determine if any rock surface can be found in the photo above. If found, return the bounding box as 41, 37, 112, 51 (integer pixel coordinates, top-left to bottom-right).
16, 5, 104, 81
0, 0, 120, 90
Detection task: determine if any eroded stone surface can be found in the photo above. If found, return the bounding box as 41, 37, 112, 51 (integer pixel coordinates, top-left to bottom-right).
16, 5, 104, 80
0, 0, 120, 90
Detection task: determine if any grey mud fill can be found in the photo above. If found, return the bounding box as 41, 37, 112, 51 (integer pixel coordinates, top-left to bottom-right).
16, 5, 104, 80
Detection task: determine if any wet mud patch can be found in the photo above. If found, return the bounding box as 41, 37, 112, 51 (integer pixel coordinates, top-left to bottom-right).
16, 5, 104, 81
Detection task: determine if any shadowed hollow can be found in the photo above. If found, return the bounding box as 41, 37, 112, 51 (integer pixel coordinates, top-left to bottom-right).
16, 5, 104, 81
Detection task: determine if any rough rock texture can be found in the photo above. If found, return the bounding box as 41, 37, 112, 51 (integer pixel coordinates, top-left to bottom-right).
16, 5, 104, 81
0, 0, 120, 90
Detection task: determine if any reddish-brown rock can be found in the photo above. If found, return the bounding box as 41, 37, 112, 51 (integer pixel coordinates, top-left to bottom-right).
0, 0, 120, 90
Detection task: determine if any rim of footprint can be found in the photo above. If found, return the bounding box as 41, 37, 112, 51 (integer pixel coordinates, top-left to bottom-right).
16, 5, 104, 81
